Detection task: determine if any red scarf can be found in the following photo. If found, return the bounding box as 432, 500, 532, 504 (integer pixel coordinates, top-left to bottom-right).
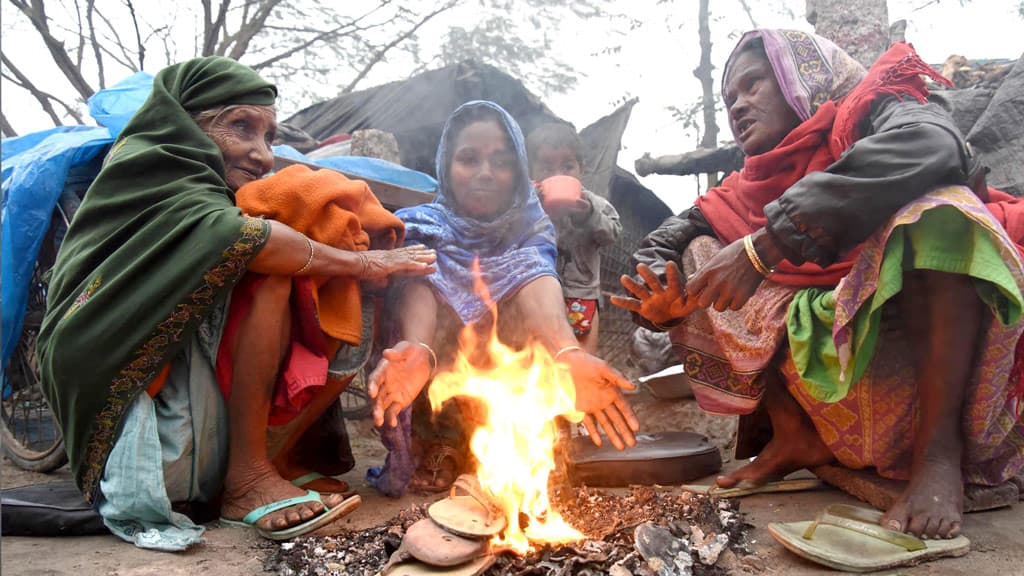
696, 42, 956, 287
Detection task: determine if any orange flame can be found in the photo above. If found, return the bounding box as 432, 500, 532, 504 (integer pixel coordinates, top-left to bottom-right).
427, 261, 585, 553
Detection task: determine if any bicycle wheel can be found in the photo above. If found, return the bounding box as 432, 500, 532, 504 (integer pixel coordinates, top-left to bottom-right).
340, 366, 373, 420
0, 191, 78, 472
1, 305, 67, 472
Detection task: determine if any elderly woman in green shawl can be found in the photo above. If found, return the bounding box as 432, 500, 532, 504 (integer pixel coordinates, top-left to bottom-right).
37, 57, 435, 549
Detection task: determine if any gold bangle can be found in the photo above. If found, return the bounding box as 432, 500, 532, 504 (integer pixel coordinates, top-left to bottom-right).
413, 341, 438, 373
553, 345, 583, 361
743, 234, 773, 276
295, 235, 315, 275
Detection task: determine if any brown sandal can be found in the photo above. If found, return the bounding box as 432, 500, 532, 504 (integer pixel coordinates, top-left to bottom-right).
428, 474, 506, 539
410, 443, 463, 493
381, 518, 489, 570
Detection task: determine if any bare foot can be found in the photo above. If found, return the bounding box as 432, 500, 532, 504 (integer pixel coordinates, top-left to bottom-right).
221, 460, 344, 531
716, 425, 834, 489
717, 384, 834, 489
881, 458, 964, 539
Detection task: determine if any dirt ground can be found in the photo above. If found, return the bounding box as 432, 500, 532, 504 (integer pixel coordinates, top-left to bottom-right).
3, 391, 1023, 575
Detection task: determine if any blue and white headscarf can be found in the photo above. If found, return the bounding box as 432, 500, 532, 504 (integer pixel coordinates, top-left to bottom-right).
396, 100, 557, 324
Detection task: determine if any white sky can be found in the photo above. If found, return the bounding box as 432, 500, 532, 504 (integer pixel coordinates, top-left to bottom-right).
2, 0, 1022, 213
540, 0, 1024, 212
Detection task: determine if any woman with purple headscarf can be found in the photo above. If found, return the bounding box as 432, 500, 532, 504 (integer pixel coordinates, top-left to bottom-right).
615, 29, 1024, 542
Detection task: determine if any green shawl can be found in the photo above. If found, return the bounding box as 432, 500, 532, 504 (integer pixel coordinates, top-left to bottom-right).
38, 57, 276, 500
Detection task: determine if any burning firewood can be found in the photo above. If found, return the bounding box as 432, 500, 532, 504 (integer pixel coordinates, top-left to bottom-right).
264, 487, 753, 576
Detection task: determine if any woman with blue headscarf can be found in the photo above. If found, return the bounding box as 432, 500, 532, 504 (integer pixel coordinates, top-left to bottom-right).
368, 101, 639, 493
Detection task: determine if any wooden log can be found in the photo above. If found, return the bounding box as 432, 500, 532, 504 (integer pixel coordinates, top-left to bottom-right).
634, 145, 744, 177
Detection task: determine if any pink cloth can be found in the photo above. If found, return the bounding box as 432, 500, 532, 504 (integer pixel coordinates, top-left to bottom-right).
216, 274, 329, 426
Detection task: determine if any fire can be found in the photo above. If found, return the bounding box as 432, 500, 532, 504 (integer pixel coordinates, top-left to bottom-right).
427, 263, 585, 554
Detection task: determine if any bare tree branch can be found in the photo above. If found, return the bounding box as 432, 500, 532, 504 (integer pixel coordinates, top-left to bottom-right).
249, 4, 391, 71
220, 0, 284, 60
341, 0, 460, 95
92, 5, 138, 71
1, 111, 19, 137
202, 0, 231, 56
736, 0, 757, 28
71, 0, 85, 68
2, 53, 68, 125
10, 0, 95, 99
123, 0, 145, 69
86, 0, 106, 87
250, 22, 355, 70
2, 59, 63, 125
912, 0, 942, 11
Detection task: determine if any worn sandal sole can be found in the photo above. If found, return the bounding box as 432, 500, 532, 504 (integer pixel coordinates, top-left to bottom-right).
383, 554, 495, 576
428, 475, 506, 539
383, 518, 489, 570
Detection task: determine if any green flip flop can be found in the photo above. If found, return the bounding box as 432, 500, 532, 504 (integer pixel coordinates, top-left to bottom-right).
768, 504, 970, 572
289, 472, 327, 487
220, 490, 361, 541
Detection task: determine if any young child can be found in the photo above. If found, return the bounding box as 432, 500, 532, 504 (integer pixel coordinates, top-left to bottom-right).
527, 123, 621, 354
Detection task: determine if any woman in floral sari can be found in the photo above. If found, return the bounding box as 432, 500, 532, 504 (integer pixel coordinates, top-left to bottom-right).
615, 29, 1024, 540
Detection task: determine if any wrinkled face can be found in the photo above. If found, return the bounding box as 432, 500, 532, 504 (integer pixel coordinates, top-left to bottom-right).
530, 145, 582, 181
201, 105, 277, 191
723, 49, 802, 156
448, 120, 518, 220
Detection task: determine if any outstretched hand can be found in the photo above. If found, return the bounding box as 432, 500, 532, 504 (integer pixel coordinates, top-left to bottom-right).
560, 349, 640, 450
368, 340, 434, 428
610, 261, 698, 325
358, 244, 436, 280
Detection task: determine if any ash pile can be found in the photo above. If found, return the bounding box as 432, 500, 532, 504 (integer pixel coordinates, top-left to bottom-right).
264, 486, 756, 576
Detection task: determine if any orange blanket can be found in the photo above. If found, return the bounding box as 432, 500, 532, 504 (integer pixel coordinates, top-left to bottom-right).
235, 164, 404, 345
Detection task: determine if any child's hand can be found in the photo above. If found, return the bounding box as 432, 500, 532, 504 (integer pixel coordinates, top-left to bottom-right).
611, 261, 697, 325
565, 197, 592, 219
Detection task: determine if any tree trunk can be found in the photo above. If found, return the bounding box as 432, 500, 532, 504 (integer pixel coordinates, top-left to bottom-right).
1, 111, 18, 137
693, 0, 719, 187
805, 0, 889, 67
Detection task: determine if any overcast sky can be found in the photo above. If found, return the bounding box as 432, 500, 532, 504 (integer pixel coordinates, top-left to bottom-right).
2, 0, 1021, 213
538, 0, 1024, 212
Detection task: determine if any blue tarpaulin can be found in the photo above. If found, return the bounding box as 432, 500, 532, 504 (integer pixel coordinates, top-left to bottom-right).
273, 145, 437, 193
2, 72, 155, 383
88, 71, 154, 138
1, 127, 113, 380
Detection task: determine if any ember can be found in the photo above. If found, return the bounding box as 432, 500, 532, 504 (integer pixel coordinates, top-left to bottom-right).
264, 488, 754, 576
